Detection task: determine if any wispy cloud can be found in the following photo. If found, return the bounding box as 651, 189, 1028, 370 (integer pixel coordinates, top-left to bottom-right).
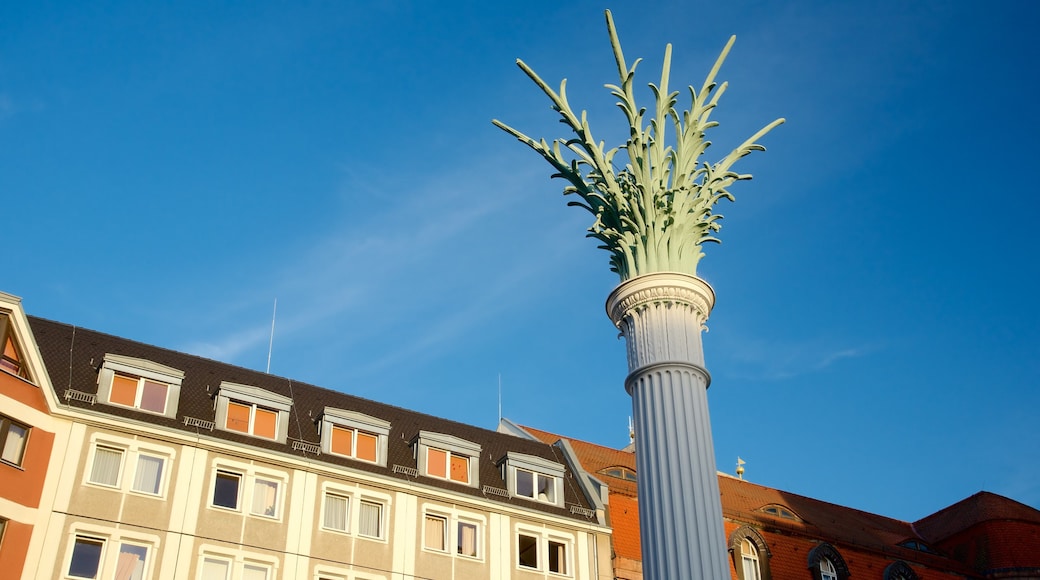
723, 338, 879, 381
179, 158, 580, 376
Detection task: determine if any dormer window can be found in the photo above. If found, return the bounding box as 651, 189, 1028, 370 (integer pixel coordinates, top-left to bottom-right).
760, 504, 800, 521
0, 314, 29, 380
499, 452, 565, 507
215, 382, 292, 443
97, 354, 183, 419
320, 408, 390, 466
413, 431, 480, 487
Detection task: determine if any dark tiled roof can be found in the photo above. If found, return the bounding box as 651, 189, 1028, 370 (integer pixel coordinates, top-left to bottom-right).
28, 316, 596, 521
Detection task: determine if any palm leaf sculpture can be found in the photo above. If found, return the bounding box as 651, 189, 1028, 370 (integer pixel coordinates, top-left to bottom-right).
493, 10, 784, 280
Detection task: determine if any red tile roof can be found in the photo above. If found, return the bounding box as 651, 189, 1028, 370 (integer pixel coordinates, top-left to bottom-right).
518, 424, 1040, 580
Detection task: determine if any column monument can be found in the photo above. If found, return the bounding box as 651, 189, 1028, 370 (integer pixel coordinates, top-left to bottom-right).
494, 11, 783, 579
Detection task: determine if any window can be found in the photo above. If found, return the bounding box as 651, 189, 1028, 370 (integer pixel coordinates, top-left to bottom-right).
0, 314, 29, 380
728, 527, 771, 580
322, 493, 350, 533
212, 470, 241, 510
548, 540, 567, 575
420, 507, 483, 559
820, 559, 837, 580
807, 544, 849, 580
884, 561, 919, 580
499, 452, 565, 507
116, 543, 148, 580
358, 500, 383, 539
201, 556, 231, 580
0, 414, 29, 467
321, 408, 390, 466
96, 354, 183, 419
516, 468, 557, 503
215, 382, 292, 442
68, 536, 105, 579
424, 514, 447, 552
516, 528, 572, 575
0, 517, 7, 549
250, 478, 279, 518
198, 550, 277, 580
132, 454, 165, 495
413, 431, 480, 488
741, 539, 761, 580
89, 446, 124, 487
84, 438, 172, 498
242, 564, 270, 580
518, 534, 538, 569
761, 504, 800, 521
457, 521, 478, 558
426, 448, 470, 483
599, 466, 637, 481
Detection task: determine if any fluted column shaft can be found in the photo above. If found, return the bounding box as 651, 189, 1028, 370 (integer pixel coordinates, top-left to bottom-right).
606, 272, 728, 580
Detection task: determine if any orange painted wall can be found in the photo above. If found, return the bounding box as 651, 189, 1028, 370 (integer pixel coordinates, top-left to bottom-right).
0, 371, 54, 508
0, 518, 31, 573
0, 370, 49, 414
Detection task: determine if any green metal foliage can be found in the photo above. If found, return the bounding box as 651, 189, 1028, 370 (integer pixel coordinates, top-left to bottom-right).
493, 10, 784, 280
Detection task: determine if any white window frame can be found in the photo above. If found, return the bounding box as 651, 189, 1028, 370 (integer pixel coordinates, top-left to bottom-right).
196, 546, 279, 580
313, 566, 387, 580
821, 559, 838, 580
420, 504, 485, 561
499, 452, 566, 507
320, 408, 390, 466
97, 353, 183, 418
318, 483, 390, 542
62, 526, 158, 580
741, 538, 762, 580
320, 491, 351, 534
215, 382, 292, 443
515, 525, 574, 576
413, 431, 481, 488
83, 435, 175, 498
208, 460, 287, 521
422, 513, 448, 553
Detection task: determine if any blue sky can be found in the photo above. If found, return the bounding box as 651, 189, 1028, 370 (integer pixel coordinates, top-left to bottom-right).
3, 1, 1038, 523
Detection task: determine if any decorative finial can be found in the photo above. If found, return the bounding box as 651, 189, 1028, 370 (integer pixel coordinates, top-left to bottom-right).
493, 10, 784, 281
736, 457, 746, 480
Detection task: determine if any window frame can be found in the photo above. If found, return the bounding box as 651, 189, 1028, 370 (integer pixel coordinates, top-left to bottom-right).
0, 413, 30, 468
423, 513, 448, 553
321, 491, 351, 534
0, 313, 30, 380
357, 499, 384, 540
62, 527, 158, 580
96, 354, 183, 419
83, 437, 174, 498
320, 408, 390, 466
515, 525, 573, 576
318, 484, 391, 542
728, 526, 771, 580
807, 543, 849, 580
215, 382, 292, 443
419, 504, 485, 561
499, 452, 566, 507
208, 462, 286, 520
197, 547, 279, 580
413, 431, 481, 488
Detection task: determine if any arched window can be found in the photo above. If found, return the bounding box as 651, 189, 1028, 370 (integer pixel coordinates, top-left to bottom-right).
741, 539, 762, 580
820, 559, 837, 580
807, 543, 849, 580
884, 561, 919, 580
728, 526, 771, 580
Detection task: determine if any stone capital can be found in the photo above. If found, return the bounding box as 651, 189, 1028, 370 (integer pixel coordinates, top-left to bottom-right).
606, 272, 716, 328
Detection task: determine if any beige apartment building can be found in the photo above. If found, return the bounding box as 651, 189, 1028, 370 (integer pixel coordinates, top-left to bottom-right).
0, 291, 612, 580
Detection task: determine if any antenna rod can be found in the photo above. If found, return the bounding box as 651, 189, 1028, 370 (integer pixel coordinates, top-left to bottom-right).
497, 373, 502, 424
266, 299, 277, 374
